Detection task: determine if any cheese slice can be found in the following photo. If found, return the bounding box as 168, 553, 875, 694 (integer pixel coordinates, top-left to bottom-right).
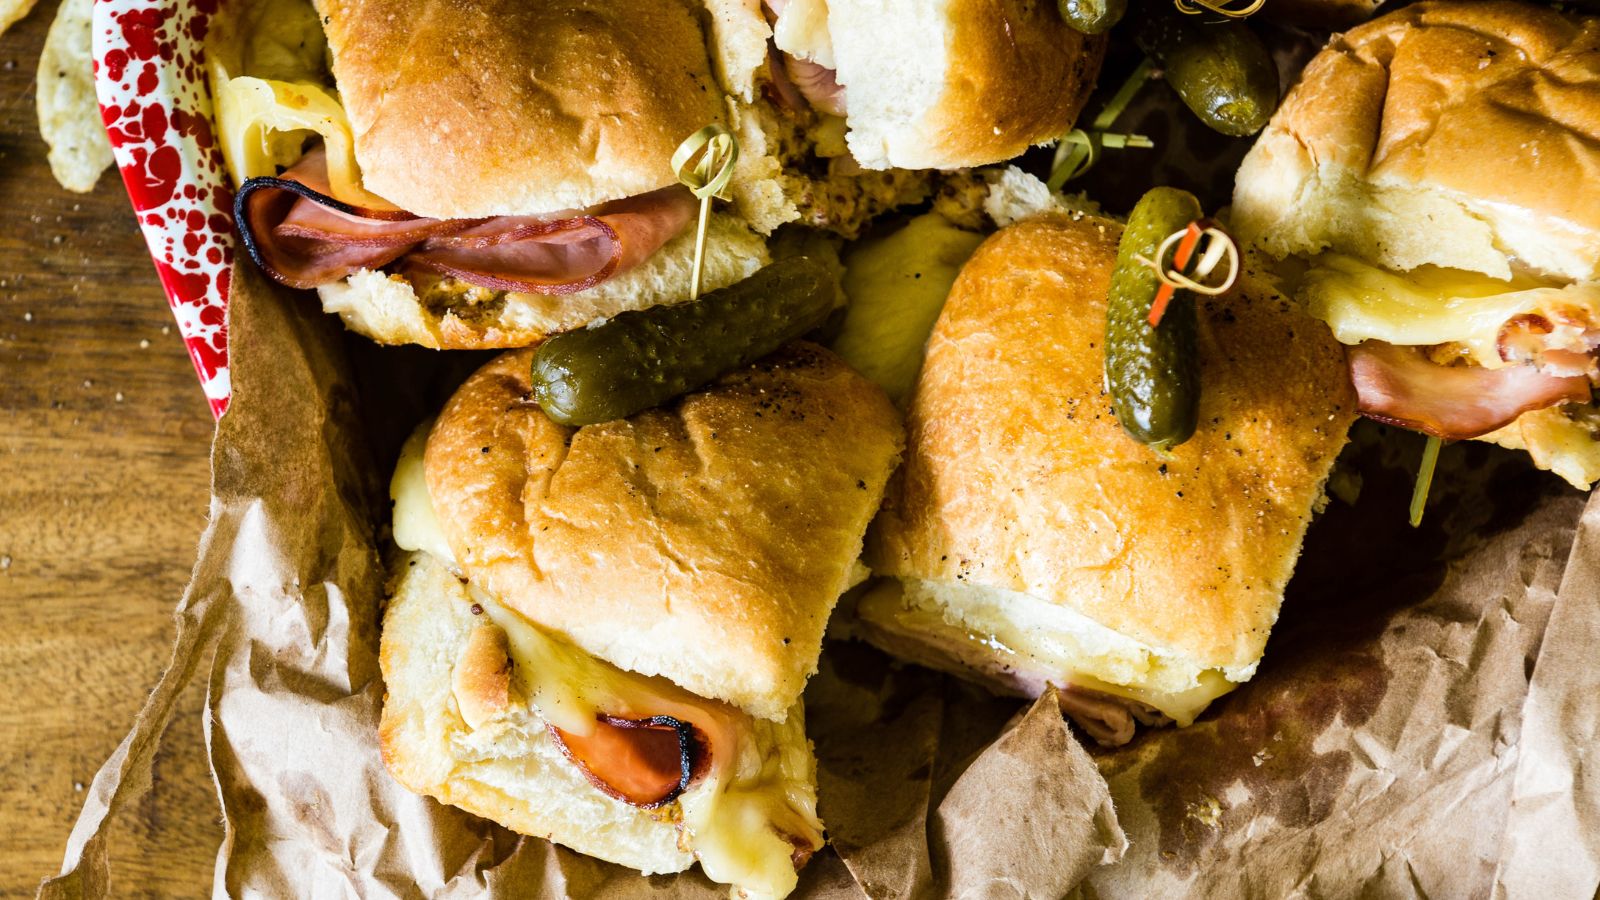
391, 428, 822, 898
391, 422, 455, 566
1300, 253, 1600, 368
859, 579, 1237, 726
772, 0, 835, 69
833, 212, 986, 405
211, 69, 389, 208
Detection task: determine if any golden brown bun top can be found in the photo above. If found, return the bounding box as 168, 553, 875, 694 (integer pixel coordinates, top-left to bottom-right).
425, 343, 904, 721
320, 0, 726, 218
868, 215, 1357, 674
1232, 0, 1600, 281
927, 0, 1105, 168
830, 0, 1106, 170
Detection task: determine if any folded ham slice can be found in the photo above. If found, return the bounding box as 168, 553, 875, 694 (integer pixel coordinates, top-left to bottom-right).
761, 0, 847, 116
1349, 341, 1593, 440
780, 53, 847, 117
236, 150, 696, 294
550, 714, 705, 808
1056, 685, 1171, 747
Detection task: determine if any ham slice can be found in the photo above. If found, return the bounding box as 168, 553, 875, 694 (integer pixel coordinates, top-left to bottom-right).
236, 151, 696, 294
1056, 685, 1172, 747
781, 54, 847, 117
760, 0, 847, 116
1349, 341, 1593, 440
405, 189, 696, 295
550, 714, 704, 808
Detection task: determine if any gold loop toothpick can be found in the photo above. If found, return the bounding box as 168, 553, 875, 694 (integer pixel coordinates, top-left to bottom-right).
672, 123, 740, 299
1173, 0, 1266, 17
1138, 221, 1240, 297
1050, 129, 1103, 187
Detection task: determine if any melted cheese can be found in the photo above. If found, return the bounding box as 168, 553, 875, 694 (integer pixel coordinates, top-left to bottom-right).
392, 431, 821, 898
479, 592, 819, 899
772, 0, 835, 69
211, 70, 389, 208
1300, 254, 1600, 367
832, 213, 986, 405
860, 579, 1236, 726
390, 422, 455, 566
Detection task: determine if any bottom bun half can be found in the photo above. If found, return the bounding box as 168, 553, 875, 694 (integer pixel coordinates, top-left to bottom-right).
378, 550, 818, 878
319, 214, 768, 350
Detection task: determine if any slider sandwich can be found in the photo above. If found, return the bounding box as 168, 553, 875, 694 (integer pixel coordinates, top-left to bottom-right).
855, 212, 1356, 746
380, 344, 903, 897
215, 0, 903, 350
1232, 0, 1600, 489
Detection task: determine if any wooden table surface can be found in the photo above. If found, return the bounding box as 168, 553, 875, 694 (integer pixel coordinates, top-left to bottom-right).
0, 5, 221, 897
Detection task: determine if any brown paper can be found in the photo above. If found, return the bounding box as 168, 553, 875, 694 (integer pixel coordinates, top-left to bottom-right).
1080, 436, 1600, 898
39, 264, 1122, 898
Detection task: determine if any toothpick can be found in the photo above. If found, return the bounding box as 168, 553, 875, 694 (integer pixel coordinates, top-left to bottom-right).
670, 124, 740, 300
1048, 58, 1156, 190
1410, 435, 1442, 527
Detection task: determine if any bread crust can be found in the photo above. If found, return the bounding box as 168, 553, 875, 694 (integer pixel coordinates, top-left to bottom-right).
924, 0, 1107, 169
320, 0, 727, 218
830, 0, 1106, 170
867, 215, 1357, 674
1233, 0, 1600, 281
425, 343, 903, 721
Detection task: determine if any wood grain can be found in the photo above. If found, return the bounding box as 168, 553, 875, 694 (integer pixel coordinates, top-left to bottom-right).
0, 4, 221, 897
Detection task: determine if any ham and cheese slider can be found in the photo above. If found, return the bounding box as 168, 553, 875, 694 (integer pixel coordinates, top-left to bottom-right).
1232, 0, 1600, 489
855, 213, 1355, 746
753, 0, 1106, 170
380, 344, 902, 897
231, 0, 770, 349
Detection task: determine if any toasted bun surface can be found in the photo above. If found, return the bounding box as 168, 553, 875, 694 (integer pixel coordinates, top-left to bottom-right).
320, 0, 726, 218
1232, 0, 1600, 282
827, 0, 1106, 170
867, 215, 1357, 677
316, 213, 768, 349
425, 343, 903, 721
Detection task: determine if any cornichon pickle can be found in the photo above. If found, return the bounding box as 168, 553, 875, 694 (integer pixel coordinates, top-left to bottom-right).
1057, 0, 1126, 34
1136, 11, 1279, 137
1105, 186, 1203, 451
531, 256, 836, 426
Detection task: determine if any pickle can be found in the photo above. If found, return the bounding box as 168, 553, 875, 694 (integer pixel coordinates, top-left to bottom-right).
1136, 11, 1278, 137
1105, 186, 1203, 451
531, 257, 836, 426
1058, 0, 1126, 34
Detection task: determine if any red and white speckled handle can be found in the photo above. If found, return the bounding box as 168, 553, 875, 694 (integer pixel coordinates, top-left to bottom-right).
93, 0, 235, 418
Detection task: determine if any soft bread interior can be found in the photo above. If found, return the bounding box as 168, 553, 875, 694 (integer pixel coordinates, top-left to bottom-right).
315, 213, 768, 349
854, 579, 1236, 726
1232, 153, 1585, 283
379, 549, 823, 893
